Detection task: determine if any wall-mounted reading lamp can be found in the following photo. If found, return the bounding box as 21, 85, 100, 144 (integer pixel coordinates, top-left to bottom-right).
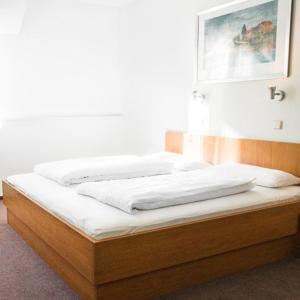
269, 86, 286, 101
192, 90, 207, 104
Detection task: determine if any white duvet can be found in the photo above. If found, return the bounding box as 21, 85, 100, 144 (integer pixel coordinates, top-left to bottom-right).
34, 156, 173, 186
77, 170, 255, 214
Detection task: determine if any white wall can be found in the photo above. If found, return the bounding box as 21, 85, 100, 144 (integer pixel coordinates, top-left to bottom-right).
1, 0, 300, 194
0, 0, 124, 192
119, 0, 300, 154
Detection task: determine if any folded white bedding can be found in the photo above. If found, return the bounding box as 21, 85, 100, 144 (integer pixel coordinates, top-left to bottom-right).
77, 170, 255, 214
34, 156, 173, 186
144, 152, 211, 171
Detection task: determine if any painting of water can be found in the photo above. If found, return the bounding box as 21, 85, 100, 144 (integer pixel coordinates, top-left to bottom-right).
205, 0, 278, 70
197, 0, 292, 82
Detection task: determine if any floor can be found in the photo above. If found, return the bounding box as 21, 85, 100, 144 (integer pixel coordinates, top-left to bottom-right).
1, 200, 300, 300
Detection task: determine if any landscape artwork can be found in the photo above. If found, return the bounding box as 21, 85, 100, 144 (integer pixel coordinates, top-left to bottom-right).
204, 0, 278, 73
197, 0, 292, 82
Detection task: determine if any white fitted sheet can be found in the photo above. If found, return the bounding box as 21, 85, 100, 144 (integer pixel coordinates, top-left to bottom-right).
7, 173, 300, 240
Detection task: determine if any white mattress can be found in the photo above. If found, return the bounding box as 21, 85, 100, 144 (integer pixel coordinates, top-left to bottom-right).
7, 173, 300, 240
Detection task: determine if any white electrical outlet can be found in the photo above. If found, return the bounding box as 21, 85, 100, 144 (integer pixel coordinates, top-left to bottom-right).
273, 120, 283, 130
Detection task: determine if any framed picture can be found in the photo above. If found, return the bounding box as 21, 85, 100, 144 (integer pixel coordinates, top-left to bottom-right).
197, 0, 293, 82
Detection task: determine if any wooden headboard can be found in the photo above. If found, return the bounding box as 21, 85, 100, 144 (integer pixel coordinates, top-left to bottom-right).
165, 131, 300, 177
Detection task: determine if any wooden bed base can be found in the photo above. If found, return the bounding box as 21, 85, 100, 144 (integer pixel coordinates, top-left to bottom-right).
3, 131, 300, 299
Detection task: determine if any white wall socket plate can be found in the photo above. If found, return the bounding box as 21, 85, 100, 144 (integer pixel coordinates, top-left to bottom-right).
273, 120, 283, 130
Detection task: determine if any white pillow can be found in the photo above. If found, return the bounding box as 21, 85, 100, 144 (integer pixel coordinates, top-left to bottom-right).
144, 152, 211, 171
214, 163, 300, 188
144, 152, 180, 160
173, 160, 211, 171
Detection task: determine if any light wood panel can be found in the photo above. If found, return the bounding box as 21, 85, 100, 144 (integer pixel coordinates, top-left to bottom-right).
165, 131, 184, 154
7, 211, 98, 300
165, 131, 300, 176
98, 237, 294, 300
6, 194, 296, 300
3, 182, 96, 283
94, 200, 300, 284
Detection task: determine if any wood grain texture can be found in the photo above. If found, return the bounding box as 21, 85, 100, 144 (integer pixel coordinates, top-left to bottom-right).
165, 131, 184, 154
7, 211, 98, 300
165, 131, 300, 176
6, 193, 296, 300
98, 236, 295, 300
94, 201, 300, 284
3, 181, 96, 283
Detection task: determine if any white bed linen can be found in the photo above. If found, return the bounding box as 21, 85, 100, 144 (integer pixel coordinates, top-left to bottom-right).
144, 152, 211, 171
34, 156, 173, 185
77, 171, 255, 214
7, 173, 300, 240
213, 163, 300, 188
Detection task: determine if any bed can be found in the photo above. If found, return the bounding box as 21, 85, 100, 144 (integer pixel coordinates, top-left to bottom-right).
3, 131, 300, 300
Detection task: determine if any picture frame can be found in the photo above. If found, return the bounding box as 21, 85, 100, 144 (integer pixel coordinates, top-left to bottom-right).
197, 0, 293, 83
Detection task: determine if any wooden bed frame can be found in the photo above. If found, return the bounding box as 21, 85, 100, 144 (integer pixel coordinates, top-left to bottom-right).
3, 131, 300, 300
